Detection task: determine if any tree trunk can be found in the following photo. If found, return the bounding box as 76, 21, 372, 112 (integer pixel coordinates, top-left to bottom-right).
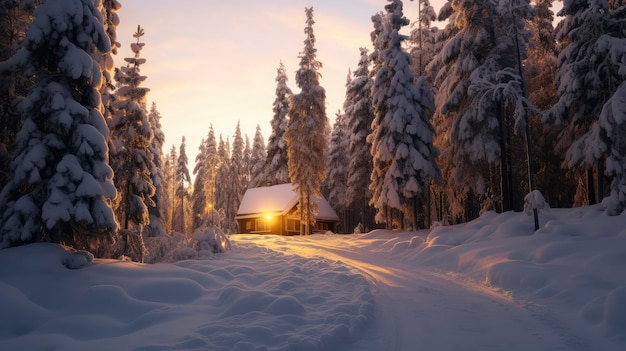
299, 189, 305, 236
597, 158, 604, 204
499, 104, 513, 212
587, 168, 597, 205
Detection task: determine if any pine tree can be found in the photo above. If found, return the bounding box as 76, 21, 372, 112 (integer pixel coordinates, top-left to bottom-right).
192, 137, 208, 231
0, 0, 39, 190
214, 135, 231, 232
249, 125, 267, 188
547, 0, 626, 206
524, 0, 576, 208
146, 102, 167, 236
175, 137, 191, 233
569, 82, 626, 215
345, 47, 375, 230
0, 0, 118, 250
285, 7, 330, 235
408, 0, 437, 77
369, 0, 440, 229
229, 122, 246, 233
562, 2, 626, 214
163, 145, 177, 232
433, 0, 503, 220
243, 134, 251, 187
110, 25, 155, 249
263, 61, 292, 186
326, 110, 349, 231
203, 126, 219, 225
99, 0, 121, 124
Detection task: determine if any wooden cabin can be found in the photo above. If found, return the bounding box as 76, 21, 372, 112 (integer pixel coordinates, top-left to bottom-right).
235, 183, 340, 235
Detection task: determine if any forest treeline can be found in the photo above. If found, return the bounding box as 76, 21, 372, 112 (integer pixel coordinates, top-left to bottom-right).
1, 0, 626, 260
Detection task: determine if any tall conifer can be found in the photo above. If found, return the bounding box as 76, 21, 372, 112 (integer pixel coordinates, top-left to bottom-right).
285, 7, 329, 235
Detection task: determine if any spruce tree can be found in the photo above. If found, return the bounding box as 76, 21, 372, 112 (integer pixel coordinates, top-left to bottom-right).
408, 0, 437, 77
175, 137, 191, 233
214, 135, 231, 232
249, 125, 267, 188
99, 0, 121, 124
163, 145, 177, 232
547, 0, 626, 206
110, 25, 155, 247
203, 126, 219, 225
0, 0, 117, 249
192, 137, 208, 231
263, 61, 292, 186
569, 82, 626, 215
243, 134, 251, 187
433, 0, 502, 220
0, 0, 39, 190
285, 7, 329, 235
326, 110, 349, 231
369, 0, 440, 229
345, 47, 375, 230
562, 1, 626, 214
146, 102, 166, 236
229, 122, 246, 232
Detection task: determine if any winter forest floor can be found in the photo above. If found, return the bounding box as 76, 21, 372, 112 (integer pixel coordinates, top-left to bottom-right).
1, 205, 625, 350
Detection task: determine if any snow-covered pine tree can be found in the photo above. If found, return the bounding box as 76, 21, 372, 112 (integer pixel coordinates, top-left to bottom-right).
369, 0, 440, 229
99, 0, 121, 123
0, 0, 118, 250
192, 137, 209, 231
229, 122, 246, 233
285, 7, 330, 235
466, 0, 538, 215
214, 135, 231, 232
326, 109, 350, 231
191, 126, 225, 231
563, 3, 626, 215
175, 137, 191, 233
248, 125, 267, 188
345, 47, 375, 231
203, 126, 219, 225
525, 0, 576, 207
146, 102, 167, 236
262, 61, 292, 186
548, 0, 626, 206
408, 0, 437, 77
432, 0, 502, 220
243, 134, 251, 187
0, 0, 39, 190
568, 81, 626, 215
110, 25, 155, 255
164, 144, 177, 232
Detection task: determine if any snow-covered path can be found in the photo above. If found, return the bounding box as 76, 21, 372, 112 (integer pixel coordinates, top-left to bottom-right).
233, 233, 578, 351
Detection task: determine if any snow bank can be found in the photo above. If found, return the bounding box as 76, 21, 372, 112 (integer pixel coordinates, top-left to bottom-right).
0, 240, 374, 350
360, 205, 626, 345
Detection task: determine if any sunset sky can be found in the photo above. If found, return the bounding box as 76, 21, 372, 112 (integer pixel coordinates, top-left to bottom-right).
114, 1, 440, 161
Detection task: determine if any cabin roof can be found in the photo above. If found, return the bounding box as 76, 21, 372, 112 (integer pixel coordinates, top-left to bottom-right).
236, 183, 339, 221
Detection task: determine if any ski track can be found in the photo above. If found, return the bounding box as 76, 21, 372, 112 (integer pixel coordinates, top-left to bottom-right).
235, 234, 583, 351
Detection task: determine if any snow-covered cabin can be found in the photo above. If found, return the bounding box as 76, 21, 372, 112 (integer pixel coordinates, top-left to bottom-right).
235, 183, 339, 235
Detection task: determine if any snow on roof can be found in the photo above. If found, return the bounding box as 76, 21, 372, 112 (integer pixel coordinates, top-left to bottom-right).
236, 183, 339, 221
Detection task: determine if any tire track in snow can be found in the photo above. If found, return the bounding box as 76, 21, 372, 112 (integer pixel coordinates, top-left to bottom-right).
239, 234, 575, 351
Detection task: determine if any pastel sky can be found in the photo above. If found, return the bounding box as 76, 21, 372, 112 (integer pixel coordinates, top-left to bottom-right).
114, 1, 441, 161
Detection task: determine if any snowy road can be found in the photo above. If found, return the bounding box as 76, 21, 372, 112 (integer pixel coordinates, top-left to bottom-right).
233, 233, 576, 351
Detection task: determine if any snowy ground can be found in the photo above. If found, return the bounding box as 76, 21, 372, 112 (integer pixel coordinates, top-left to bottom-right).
1, 205, 625, 350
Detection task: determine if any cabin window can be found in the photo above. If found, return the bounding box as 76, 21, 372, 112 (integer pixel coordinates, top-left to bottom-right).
245, 221, 252, 231
255, 218, 268, 232
287, 219, 299, 232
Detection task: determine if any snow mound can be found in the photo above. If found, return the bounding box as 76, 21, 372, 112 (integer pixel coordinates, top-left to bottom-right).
353, 206, 626, 346
0, 240, 373, 350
